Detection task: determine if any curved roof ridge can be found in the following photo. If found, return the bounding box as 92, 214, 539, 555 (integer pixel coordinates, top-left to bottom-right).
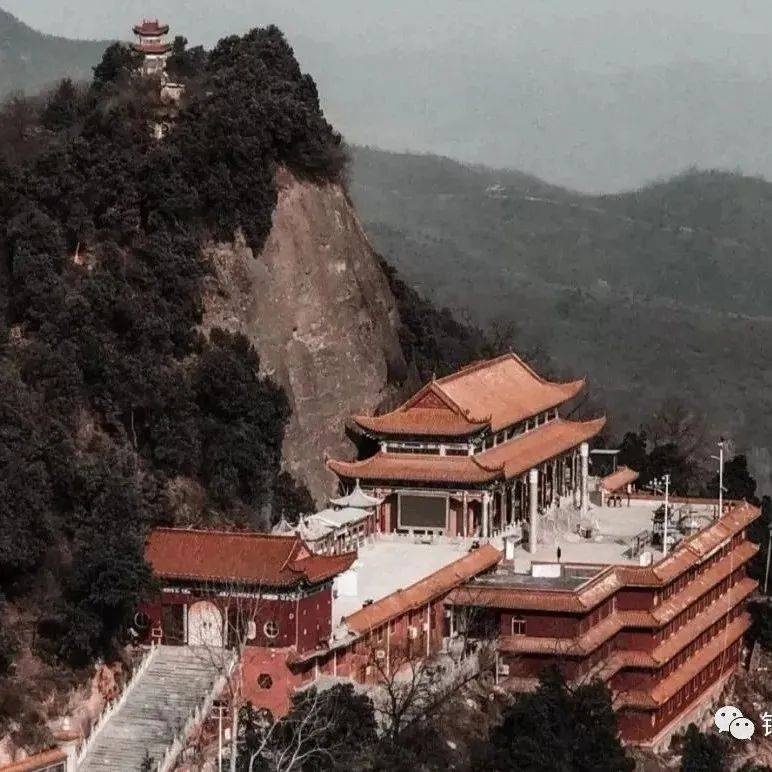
435, 351, 585, 391
150, 526, 298, 542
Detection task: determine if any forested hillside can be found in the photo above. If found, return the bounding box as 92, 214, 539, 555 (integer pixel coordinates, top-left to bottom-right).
0, 9, 110, 98
350, 146, 772, 492
0, 27, 349, 739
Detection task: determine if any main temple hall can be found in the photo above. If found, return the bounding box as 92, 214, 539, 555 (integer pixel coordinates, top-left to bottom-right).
328, 352, 603, 550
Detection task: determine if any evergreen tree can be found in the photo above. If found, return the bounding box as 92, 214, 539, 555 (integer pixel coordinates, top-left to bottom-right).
481, 667, 634, 772
679, 724, 726, 772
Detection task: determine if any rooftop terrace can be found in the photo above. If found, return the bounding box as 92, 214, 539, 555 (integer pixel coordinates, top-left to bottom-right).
331, 497, 727, 618
332, 538, 473, 623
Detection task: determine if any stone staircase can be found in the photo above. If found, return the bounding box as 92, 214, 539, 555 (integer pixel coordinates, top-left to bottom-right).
78, 645, 233, 771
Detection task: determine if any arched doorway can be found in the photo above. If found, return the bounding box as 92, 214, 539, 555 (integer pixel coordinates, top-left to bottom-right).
188, 600, 223, 647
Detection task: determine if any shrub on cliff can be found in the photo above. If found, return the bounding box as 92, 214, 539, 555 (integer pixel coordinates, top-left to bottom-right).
0, 24, 335, 672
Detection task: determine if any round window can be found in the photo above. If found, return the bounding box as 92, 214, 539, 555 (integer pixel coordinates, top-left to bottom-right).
258, 674, 273, 690
133, 611, 150, 630
263, 620, 279, 639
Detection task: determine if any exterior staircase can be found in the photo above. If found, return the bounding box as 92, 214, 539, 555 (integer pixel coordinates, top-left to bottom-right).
78, 645, 235, 771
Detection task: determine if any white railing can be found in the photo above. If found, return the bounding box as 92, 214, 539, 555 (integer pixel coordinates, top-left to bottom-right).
155, 648, 240, 772
76, 643, 160, 768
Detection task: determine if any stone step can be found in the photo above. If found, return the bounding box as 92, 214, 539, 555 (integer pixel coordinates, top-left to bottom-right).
78, 645, 234, 772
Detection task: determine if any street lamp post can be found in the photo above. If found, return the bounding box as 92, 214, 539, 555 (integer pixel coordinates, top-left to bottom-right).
711, 439, 726, 520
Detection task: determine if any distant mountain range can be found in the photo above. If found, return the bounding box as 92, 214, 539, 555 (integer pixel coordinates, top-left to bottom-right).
349, 146, 772, 491
2, 8, 770, 491
0, 8, 109, 98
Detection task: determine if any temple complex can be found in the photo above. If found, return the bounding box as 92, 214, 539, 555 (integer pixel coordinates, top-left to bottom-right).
328, 353, 604, 550
132, 19, 171, 77
111, 352, 761, 753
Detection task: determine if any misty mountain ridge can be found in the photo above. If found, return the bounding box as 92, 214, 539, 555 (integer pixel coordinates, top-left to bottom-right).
350, 146, 772, 491
0, 8, 110, 98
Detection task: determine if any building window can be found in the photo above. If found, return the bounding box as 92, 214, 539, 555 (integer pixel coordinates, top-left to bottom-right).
511, 617, 526, 636
264, 620, 279, 638
258, 674, 273, 689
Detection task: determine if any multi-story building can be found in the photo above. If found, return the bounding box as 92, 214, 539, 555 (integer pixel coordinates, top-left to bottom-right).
133, 354, 760, 747
446, 502, 759, 747
132, 19, 172, 77
328, 353, 604, 550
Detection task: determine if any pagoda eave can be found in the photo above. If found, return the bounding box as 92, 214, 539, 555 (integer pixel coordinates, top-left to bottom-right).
133, 24, 170, 36
132, 43, 172, 55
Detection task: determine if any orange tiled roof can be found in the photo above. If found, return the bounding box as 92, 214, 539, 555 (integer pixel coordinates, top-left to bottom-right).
133, 20, 169, 35
132, 42, 172, 54
0, 749, 68, 772
329, 417, 605, 485
146, 528, 355, 588
345, 544, 501, 634
498, 577, 755, 661
601, 466, 639, 493
354, 353, 585, 437
615, 613, 750, 710
651, 541, 758, 624
651, 579, 756, 666
474, 417, 606, 478
328, 452, 496, 485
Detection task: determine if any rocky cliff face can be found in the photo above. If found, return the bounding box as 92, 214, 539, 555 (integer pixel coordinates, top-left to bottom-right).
203, 168, 413, 504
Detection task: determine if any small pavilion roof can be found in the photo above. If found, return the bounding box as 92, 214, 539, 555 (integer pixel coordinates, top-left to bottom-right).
601, 466, 639, 493
354, 353, 585, 438
308, 507, 369, 530
146, 528, 355, 588
328, 417, 606, 485
133, 19, 169, 36
330, 483, 383, 508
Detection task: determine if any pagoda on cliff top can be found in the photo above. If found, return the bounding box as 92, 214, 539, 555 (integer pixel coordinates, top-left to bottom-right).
132, 19, 171, 77
328, 352, 605, 550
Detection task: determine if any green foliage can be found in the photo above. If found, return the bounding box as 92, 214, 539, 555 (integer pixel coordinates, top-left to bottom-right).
92, 43, 141, 87
237, 685, 377, 771
705, 454, 758, 503
166, 37, 207, 80
0, 594, 19, 676
480, 666, 634, 772
194, 329, 289, 510
40, 79, 82, 131
749, 598, 772, 652
0, 24, 343, 673
679, 723, 726, 772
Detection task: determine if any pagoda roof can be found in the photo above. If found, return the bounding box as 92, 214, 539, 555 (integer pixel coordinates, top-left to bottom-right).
133, 20, 169, 36
328, 416, 606, 485
132, 42, 172, 55
354, 353, 585, 438
146, 528, 355, 588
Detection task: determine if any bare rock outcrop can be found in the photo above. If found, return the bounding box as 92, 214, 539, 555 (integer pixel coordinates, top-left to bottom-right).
203, 168, 413, 503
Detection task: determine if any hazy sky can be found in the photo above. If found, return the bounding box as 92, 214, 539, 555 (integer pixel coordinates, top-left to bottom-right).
6, 1, 772, 191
